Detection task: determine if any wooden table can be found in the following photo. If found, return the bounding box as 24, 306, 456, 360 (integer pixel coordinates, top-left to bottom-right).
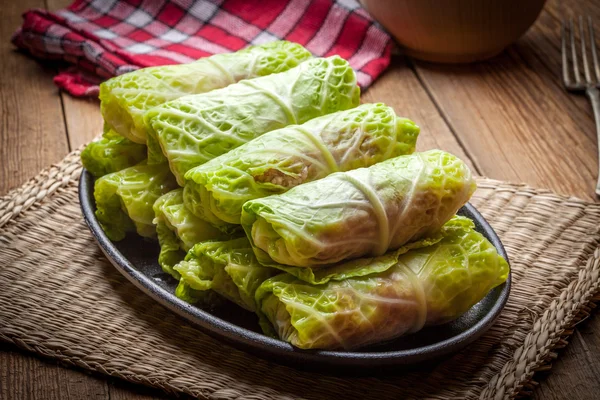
1, 0, 599, 399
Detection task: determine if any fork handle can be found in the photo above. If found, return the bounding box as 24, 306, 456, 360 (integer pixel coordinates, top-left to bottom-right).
586, 86, 600, 196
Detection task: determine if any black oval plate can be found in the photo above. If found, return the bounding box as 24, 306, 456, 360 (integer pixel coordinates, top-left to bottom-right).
79, 170, 511, 370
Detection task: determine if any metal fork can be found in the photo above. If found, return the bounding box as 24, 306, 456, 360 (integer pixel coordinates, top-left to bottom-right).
562, 16, 600, 196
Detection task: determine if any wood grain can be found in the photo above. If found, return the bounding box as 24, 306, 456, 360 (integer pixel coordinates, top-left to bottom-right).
0, 0, 69, 195
46, 0, 73, 14
0, 0, 161, 399
520, 3, 600, 395
61, 95, 103, 149
362, 56, 477, 173
44, 0, 104, 149
108, 380, 174, 400
1, 0, 600, 398
0, 342, 172, 400
412, 0, 600, 200
533, 315, 600, 400
409, 0, 600, 397
0, 343, 109, 400
0, 0, 106, 399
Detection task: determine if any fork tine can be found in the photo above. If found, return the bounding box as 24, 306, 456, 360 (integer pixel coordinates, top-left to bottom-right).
571, 18, 581, 84
589, 17, 600, 83
563, 21, 571, 86
580, 16, 592, 83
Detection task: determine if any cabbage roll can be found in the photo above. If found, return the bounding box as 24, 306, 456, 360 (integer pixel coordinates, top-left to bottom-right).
94, 162, 178, 241
173, 238, 276, 311
145, 56, 360, 184
174, 229, 443, 311
255, 216, 509, 350
242, 150, 476, 267
153, 189, 233, 278
101, 41, 311, 144
81, 130, 146, 177
183, 103, 419, 229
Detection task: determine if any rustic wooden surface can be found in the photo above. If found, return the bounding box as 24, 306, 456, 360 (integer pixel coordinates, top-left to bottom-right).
1, 0, 599, 398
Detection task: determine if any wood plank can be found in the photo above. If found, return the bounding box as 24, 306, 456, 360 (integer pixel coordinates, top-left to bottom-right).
108, 381, 173, 400
0, 342, 108, 400
0, 0, 70, 195
59, 83, 165, 400
362, 56, 478, 172
0, 341, 174, 400
376, 44, 600, 400
5, 3, 174, 399
533, 314, 600, 400
411, 0, 599, 200
46, 0, 72, 11
44, 0, 104, 149
61, 95, 103, 149
408, 1, 600, 398
3, 1, 597, 399
45, 1, 159, 397
0, 1, 109, 399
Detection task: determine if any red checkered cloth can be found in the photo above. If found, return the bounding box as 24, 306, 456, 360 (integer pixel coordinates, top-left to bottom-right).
12, 0, 392, 97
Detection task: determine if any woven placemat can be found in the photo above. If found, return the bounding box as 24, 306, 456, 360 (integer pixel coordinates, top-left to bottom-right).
1, 150, 600, 400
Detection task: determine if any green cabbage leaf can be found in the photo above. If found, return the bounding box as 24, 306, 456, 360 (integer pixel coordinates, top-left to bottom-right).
255, 216, 509, 349
183, 103, 419, 228
94, 161, 178, 241
153, 188, 234, 278
173, 238, 276, 311
81, 130, 147, 177
145, 56, 360, 184
100, 41, 311, 144
242, 150, 476, 267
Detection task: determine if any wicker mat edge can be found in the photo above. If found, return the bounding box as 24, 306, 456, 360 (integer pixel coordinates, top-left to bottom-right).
1, 150, 600, 400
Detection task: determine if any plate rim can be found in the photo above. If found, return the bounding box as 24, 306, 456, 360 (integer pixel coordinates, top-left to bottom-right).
79, 169, 511, 367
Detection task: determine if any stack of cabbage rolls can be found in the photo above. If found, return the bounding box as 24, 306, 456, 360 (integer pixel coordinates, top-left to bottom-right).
82, 41, 509, 350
